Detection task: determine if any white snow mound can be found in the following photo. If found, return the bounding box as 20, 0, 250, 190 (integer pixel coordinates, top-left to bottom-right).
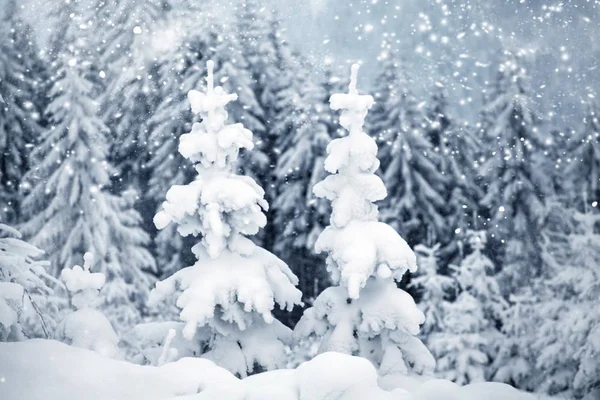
0, 340, 537, 400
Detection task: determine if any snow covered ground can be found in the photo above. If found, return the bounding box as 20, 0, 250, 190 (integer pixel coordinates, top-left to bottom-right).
0, 339, 538, 400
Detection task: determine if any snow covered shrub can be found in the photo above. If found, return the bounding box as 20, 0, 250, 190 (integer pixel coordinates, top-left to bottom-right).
55, 252, 120, 359
0, 224, 54, 341
132, 321, 211, 366
294, 64, 436, 376
148, 61, 302, 377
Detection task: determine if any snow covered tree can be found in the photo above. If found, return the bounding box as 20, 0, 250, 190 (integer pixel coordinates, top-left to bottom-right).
369, 53, 449, 246
148, 61, 302, 377
429, 231, 505, 384
453, 231, 507, 323
525, 206, 600, 398
294, 64, 435, 376
0, 1, 47, 224
146, 9, 265, 275
104, 39, 163, 196
0, 224, 54, 341
410, 243, 454, 338
232, 1, 278, 185
430, 292, 489, 385
426, 90, 483, 258
19, 39, 155, 330
271, 69, 334, 309
56, 252, 120, 359
478, 52, 547, 293
566, 102, 600, 207
490, 290, 537, 390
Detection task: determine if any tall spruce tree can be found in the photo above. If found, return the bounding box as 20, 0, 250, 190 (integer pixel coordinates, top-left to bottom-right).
369, 53, 449, 246
0, 1, 47, 224
478, 52, 547, 293
102, 0, 167, 194
271, 67, 334, 309
236, 2, 278, 192
427, 90, 483, 257
20, 9, 155, 329
237, 6, 309, 253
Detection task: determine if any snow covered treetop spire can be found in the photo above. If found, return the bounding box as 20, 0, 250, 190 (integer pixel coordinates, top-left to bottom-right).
467, 230, 487, 253
180, 60, 252, 169
155, 60, 266, 259
349, 63, 359, 93
188, 60, 238, 116
329, 64, 374, 136
315, 63, 384, 229
206, 59, 215, 93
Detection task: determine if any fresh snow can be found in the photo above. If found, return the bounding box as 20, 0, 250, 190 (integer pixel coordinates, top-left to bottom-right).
0, 339, 538, 400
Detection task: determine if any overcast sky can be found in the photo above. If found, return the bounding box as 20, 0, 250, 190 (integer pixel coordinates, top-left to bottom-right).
278, 0, 600, 124
9, 0, 600, 125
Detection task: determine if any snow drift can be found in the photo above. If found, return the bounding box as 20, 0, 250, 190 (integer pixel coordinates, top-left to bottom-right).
0, 339, 536, 400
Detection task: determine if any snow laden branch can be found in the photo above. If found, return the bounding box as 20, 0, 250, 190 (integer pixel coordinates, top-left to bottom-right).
0, 224, 55, 341
294, 64, 436, 376
148, 60, 302, 377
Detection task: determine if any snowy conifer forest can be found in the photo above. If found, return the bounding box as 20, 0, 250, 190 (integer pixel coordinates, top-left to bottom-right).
0, 0, 599, 399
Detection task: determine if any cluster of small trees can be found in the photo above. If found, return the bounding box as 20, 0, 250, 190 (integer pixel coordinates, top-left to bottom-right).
1, 1, 599, 398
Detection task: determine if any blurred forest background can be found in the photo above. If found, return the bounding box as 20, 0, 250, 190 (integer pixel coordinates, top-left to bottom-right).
0, 0, 599, 398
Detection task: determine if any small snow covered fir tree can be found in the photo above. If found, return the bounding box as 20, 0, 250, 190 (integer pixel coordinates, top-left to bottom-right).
411, 243, 454, 337
0, 224, 54, 341
148, 61, 302, 377
294, 64, 435, 376
429, 230, 506, 384
56, 252, 120, 358
431, 291, 489, 385
453, 231, 507, 322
